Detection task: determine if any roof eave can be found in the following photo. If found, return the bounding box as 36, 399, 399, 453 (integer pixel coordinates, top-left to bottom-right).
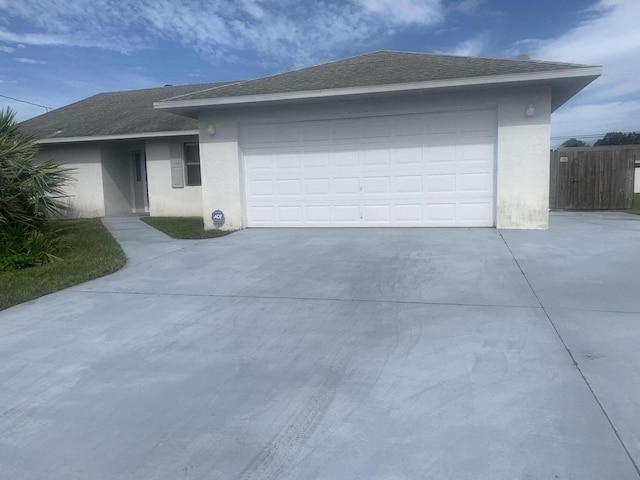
154, 67, 603, 114
34, 129, 199, 145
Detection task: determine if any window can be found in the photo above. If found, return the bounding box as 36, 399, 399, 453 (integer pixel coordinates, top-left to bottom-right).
134, 152, 143, 182
184, 143, 201, 186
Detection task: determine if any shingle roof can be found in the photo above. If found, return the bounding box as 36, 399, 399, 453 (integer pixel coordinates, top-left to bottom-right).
20, 82, 232, 140
164, 50, 595, 103
21, 50, 599, 141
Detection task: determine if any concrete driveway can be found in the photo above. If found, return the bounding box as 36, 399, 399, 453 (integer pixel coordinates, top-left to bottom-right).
2, 212, 640, 479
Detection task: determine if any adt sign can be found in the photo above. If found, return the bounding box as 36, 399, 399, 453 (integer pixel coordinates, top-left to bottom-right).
211, 210, 225, 227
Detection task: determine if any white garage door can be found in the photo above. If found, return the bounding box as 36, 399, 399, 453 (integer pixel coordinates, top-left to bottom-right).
242, 109, 496, 227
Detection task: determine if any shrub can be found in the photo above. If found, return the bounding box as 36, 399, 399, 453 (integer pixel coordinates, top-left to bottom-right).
0, 108, 72, 269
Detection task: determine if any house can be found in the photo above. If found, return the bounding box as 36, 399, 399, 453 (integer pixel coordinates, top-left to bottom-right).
21, 51, 601, 229
20, 82, 231, 217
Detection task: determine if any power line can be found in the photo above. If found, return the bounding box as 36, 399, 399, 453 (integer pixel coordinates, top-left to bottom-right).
551, 133, 607, 139
0, 94, 52, 112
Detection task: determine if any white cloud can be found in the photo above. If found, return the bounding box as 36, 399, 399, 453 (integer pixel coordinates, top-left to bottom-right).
448, 0, 501, 17
506, 0, 640, 137
450, 0, 481, 13
514, 0, 640, 103
0, 0, 445, 67
0, 44, 14, 53
357, 0, 443, 25
15, 57, 46, 64
551, 100, 640, 146
442, 32, 489, 57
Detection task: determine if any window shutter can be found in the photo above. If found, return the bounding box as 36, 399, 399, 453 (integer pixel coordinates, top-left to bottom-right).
169, 143, 184, 188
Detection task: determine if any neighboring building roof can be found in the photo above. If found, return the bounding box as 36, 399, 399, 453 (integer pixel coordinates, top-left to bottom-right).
20, 82, 232, 142
156, 50, 601, 115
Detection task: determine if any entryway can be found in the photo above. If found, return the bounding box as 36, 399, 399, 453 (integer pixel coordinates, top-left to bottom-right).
130, 150, 149, 214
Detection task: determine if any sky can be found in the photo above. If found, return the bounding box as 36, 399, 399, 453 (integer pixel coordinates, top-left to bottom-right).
0, 0, 638, 145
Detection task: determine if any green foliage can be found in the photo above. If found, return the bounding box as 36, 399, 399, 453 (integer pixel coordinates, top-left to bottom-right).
0, 218, 126, 310
0, 108, 72, 269
0, 223, 63, 270
560, 138, 588, 148
594, 132, 640, 146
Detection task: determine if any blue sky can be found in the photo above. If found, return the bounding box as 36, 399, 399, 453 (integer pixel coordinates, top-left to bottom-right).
0, 0, 638, 145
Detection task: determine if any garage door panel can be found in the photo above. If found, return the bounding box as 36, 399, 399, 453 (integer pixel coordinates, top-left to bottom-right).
250, 206, 275, 223
459, 173, 492, 194
302, 151, 330, 168
395, 204, 422, 222
244, 153, 272, 170
392, 146, 423, 165
248, 179, 274, 196
334, 205, 361, 222
425, 113, 457, 135
277, 206, 302, 222
276, 179, 301, 196
362, 176, 390, 194
459, 110, 496, 135
332, 121, 360, 140
459, 202, 493, 222
426, 174, 456, 193
333, 150, 359, 167
305, 178, 331, 195
395, 175, 422, 193
425, 203, 457, 223
426, 145, 456, 163
300, 123, 330, 142
460, 143, 494, 162
361, 117, 392, 138
242, 109, 495, 227
305, 206, 331, 222
275, 153, 300, 169
362, 149, 390, 166
362, 205, 391, 222
334, 177, 360, 195
393, 115, 424, 137
276, 124, 300, 143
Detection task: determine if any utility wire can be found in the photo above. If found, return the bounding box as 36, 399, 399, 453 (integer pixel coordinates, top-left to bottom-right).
0, 94, 52, 112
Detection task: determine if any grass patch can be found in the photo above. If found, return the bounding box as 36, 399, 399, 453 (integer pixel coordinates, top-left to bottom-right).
626, 193, 640, 215
0, 218, 126, 311
140, 216, 232, 239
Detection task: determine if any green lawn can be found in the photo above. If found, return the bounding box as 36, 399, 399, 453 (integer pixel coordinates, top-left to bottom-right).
0, 218, 126, 311
140, 216, 232, 239
628, 193, 640, 215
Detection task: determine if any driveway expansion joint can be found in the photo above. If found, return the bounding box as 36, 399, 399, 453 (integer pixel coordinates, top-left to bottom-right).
70, 288, 545, 311
498, 229, 640, 478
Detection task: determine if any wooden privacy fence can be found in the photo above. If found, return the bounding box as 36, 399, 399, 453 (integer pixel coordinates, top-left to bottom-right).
549, 147, 639, 210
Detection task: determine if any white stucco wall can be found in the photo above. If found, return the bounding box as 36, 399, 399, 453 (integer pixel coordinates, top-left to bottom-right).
495, 89, 551, 229
100, 145, 133, 216
37, 144, 106, 217
198, 86, 553, 230
146, 136, 203, 217
635, 168, 640, 194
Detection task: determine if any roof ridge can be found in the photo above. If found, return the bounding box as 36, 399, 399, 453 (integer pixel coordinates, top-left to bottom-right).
376, 49, 593, 67
161, 79, 248, 102
168, 51, 398, 98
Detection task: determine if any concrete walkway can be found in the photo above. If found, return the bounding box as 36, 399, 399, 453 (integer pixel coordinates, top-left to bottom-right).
100, 216, 197, 267
1, 213, 640, 479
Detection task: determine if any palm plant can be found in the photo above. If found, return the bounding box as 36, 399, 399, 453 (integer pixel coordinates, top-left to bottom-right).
0, 108, 72, 269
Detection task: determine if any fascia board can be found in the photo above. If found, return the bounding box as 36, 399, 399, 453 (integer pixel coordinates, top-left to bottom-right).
36, 129, 199, 144
154, 67, 603, 111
